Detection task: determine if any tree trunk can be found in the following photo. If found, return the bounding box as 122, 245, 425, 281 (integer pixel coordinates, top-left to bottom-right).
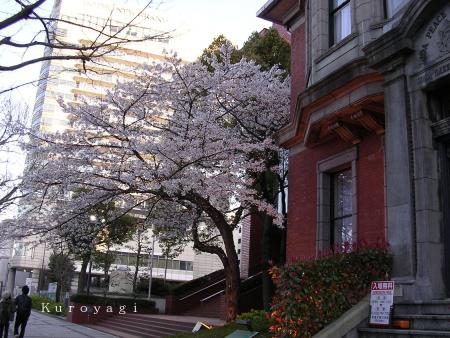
262, 213, 274, 311
216, 219, 241, 321
132, 236, 142, 295
187, 192, 241, 322
279, 176, 288, 264
77, 255, 90, 293
223, 252, 241, 321
164, 256, 168, 285
56, 283, 61, 302
103, 243, 112, 297
259, 167, 277, 311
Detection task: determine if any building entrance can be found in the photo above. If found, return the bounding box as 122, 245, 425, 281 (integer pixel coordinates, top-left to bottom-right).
429, 84, 450, 297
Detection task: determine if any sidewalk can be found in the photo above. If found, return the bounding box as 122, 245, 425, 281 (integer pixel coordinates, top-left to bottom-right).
7, 310, 119, 338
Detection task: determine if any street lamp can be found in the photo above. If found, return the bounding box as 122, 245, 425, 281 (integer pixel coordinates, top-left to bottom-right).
86, 215, 105, 296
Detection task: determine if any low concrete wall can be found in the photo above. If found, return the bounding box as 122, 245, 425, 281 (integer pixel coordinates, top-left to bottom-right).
312, 295, 370, 338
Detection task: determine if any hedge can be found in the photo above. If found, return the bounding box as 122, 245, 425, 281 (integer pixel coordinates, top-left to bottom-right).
136, 278, 182, 296
269, 243, 392, 337
30, 295, 66, 316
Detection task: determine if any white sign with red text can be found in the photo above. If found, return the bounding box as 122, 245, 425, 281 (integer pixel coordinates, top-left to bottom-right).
369, 281, 394, 326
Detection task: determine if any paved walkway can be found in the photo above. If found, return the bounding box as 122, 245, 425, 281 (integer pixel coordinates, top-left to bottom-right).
6, 310, 118, 338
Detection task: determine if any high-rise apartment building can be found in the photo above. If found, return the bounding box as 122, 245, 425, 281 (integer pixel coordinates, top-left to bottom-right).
5, 0, 228, 295
31, 0, 170, 134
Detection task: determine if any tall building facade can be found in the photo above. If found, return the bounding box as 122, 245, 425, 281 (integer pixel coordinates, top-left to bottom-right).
31, 0, 170, 134
259, 0, 450, 304
6, 0, 228, 295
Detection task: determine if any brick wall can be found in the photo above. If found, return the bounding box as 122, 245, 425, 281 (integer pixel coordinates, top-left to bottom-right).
286, 133, 385, 261
180, 294, 226, 320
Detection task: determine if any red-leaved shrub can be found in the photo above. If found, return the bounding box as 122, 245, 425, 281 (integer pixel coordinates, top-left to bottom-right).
269, 242, 392, 337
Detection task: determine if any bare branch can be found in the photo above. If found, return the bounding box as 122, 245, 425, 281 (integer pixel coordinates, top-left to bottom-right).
0, 0, 46, 31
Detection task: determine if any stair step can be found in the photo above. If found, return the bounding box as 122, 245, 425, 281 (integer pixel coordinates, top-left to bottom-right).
394, 300, 450, 315
87, 325, 142, 338
359, 328, 450, 337
109, 315, 195, 331
122, 314, 196, 327
96, 319, 192, 337
393, 314, 450, 331
95, 321, 163, 338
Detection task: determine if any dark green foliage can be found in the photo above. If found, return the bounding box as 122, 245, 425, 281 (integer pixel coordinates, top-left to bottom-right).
241, 27, 291, 74
135, 278, 181, 296
30, 295, 66, 316
47, 252, 75, 302
269, 245, 392, 337
105, 214, 136, 243
199, 29, 290, 77
199, 35, 242, 71
92, 250, 116, 274
237, 309, 271, 332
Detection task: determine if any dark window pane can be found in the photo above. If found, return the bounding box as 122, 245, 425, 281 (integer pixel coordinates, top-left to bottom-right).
172, 260, 180, 270
333, 216, 353, 245
385, 0, 409, 17
157, 259, 165, 268
333, 169, 352, 218
331, 168, 353, 245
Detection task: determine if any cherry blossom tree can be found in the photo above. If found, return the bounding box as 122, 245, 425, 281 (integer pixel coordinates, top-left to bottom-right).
0, 97, 28, 216
21, 46, 290, 320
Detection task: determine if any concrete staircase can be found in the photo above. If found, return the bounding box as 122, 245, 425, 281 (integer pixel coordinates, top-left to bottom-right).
92, 313, 196, 338
359, 300, 450, 337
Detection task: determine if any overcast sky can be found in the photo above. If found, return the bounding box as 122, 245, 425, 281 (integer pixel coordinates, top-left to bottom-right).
1, 0, 270, 102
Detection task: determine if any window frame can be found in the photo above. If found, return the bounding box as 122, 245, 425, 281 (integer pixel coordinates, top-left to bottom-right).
330, 168, 353, 246
329, 0, 351, 47
316, 147, 358, 253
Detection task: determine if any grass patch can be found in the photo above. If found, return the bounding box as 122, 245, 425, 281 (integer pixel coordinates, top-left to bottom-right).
168, 323, 270, 338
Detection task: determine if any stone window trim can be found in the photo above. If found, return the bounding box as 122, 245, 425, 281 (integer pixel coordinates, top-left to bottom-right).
316, 147, 358, 254
329, 0, 352, 47
314, 31, 358, 65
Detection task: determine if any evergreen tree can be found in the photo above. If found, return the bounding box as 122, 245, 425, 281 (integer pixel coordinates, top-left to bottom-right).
48, 252, 75, 302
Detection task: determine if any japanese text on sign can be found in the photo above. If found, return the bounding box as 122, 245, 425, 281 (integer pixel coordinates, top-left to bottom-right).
370, 281, 394, 326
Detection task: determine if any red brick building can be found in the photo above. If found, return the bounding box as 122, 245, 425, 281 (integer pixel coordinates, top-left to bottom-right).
258, 0, 386, 260
258, 0, 450, 302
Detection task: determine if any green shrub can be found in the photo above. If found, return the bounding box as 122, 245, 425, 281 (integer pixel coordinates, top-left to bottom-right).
237, 309, 271, 332
136, 278, 181, 296
31, 294, 66, 316
269, 244, 392, 337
